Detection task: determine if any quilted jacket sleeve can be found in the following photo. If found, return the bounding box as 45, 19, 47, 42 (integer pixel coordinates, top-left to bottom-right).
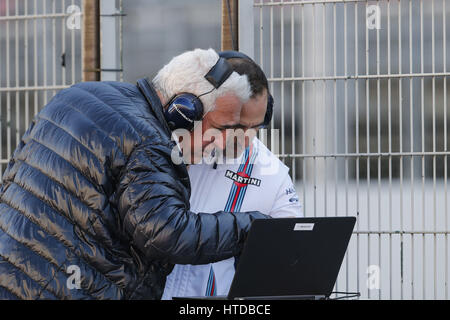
117, 140, 269, 265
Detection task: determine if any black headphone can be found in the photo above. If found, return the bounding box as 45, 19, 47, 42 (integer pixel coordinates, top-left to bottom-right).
163, 50, 274, 131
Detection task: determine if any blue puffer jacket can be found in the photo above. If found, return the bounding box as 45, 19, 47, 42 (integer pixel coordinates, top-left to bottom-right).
0, 78, 267, 299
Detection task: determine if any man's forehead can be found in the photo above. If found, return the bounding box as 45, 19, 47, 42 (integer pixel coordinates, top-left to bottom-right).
208, 89, 268, 127
241, 90, 267, 114
210, 93, 242, 122
215, 93, 242, 110
239, 90, 268, 126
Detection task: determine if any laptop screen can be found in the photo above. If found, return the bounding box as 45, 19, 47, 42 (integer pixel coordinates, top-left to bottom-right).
228, 217, 356, 299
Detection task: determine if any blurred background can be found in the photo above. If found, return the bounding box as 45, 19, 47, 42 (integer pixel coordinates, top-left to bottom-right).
0, 0, 449, 300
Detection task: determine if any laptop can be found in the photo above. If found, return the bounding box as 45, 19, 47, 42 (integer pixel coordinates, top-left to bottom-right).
173, 216, 356, 300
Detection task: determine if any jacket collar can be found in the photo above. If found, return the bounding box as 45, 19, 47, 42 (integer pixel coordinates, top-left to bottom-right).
136, 77, 172, 137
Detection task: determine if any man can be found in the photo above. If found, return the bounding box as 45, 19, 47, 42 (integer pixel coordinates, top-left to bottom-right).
162, 136, 303, 299
0, 48, 270, 299
162, 51, 303, 299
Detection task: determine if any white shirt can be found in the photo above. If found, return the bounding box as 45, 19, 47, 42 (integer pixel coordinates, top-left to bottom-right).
162, 138, 303, 299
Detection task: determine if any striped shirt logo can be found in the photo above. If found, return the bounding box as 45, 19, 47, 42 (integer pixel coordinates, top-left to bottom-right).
205, 145, 258, 296
224, 170, 261, 187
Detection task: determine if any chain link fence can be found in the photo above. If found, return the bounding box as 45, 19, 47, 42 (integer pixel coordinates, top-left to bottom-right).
0, 0, 83, 179
251, 0, 450, 299
1, 0, 449, 300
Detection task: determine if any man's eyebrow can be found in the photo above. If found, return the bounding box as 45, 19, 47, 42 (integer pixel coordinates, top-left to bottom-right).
217, 124, 245, 129
217, 123, 262, 130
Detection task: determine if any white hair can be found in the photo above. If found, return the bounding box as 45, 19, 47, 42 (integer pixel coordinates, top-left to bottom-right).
152, 48, 252, 114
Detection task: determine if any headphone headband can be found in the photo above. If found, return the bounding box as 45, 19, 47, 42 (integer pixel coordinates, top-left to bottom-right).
218, 50, 253, 61
204, 51, 255, 89
204, 57, 234, 89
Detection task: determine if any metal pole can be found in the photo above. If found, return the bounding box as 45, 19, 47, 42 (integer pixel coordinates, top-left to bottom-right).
221, 0, 239, 51
82, 0, 100, 81
239, 0, 254, 58
100, 0, 119, 81
443, 0, 448, 301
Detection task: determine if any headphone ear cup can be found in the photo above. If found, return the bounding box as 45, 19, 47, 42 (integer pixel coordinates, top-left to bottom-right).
163, 93, 204, 131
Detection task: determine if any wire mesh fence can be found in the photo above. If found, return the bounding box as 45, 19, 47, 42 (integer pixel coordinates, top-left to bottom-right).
0, 0, 83, 179
1, 0, 449, 300
253, 0, 450, 299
